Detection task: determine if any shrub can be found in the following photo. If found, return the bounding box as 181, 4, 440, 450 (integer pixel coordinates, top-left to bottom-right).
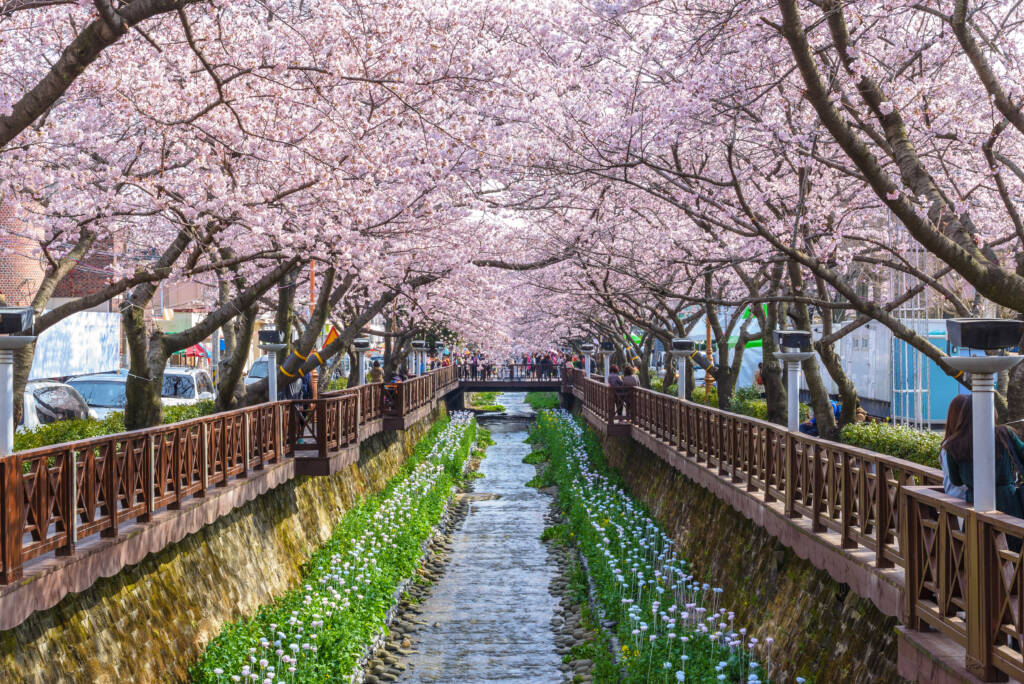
468, 391, 504, 412
691, 385, 718, 407
325, 377, 348, 392
14, 400, 217, 452
532, 410, 784, 683
840, 421, 942, 469
524, 392, 560, 410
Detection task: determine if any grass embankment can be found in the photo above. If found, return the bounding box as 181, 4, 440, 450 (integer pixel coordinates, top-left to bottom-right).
191, 413, 478, 683
468, 391, 504, 412
525, 391, 561, 410
530, 410, 789, 684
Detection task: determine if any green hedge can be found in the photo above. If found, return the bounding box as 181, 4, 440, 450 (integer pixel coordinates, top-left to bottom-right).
14, 400, 216, 452
840, 421, 942, 469
325, 377, 348, 392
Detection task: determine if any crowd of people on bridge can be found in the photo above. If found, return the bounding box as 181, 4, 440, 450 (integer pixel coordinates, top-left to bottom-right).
454, 351, 565, 381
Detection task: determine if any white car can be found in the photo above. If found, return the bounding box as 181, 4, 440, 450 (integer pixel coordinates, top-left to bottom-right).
161, 367, 216, 406
244, 355, 270, 385
20, 380, 96, 430
68, 368, 216, 418
66, 372, 129, 419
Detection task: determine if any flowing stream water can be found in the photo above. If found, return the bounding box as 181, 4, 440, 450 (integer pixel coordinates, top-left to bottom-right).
398, 392, 562, 682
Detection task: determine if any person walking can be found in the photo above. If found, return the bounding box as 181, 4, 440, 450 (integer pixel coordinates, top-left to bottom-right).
367, 360, 383, 383
620, 365, 640, 418
607, 364, 624, 416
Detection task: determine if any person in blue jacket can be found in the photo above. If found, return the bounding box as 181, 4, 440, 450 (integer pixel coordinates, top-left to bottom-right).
798, 400, 842, 437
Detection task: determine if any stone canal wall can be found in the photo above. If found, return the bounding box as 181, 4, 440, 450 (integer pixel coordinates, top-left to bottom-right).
600, 431, 902, 683
0, 405, 446, 684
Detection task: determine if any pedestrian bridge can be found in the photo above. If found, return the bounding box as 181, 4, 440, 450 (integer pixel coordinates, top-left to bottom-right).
0, 364, 1014, 682
455, 363, 563, 393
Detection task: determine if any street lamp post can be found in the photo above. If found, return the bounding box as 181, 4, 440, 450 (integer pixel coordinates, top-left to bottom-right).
773, 330, 815, 432
943, 319, 1024, 512
258, 329, 287, 402
412, 340, 427, 376
353, 338, 371, 386
670, 338, 695, 400
580, 343, 595, 379
0, 307, 35, 457
599, 341, 614, 382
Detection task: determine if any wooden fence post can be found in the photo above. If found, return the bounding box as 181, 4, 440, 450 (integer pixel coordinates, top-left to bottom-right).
58, 449, 77, 556
316, 400, 328, 459
785, 432, 797, 518
1, 455, 23, 582
104, 442, 119, 537
964, 511, 999, 680
900, 490, 921, 629
811, 444, 824, 532
875, 465, 894, 568
140, 435, 155, 522
199, 422, 209, 496
242, 412, 251, 477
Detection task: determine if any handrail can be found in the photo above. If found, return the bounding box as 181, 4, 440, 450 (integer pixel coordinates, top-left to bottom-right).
902, 486, 1024, 681
564, 373, 1024, 679
0, 366, 461, 586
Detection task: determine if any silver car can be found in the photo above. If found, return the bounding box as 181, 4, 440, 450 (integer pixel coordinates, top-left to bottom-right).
20, 380, 96, 429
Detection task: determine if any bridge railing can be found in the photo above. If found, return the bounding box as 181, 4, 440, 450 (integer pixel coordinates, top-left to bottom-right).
0, 401, 289, 583
456, 363, 563, 382
565, 374, 1024, 678
0, 366, 463, 586
287, 392, 360, 459
628, 386, 942, 568
903, 486, 1024, 681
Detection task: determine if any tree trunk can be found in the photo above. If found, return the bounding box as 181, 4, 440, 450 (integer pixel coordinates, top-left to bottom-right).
215, 306, 256, 411
123, 307, 165, 430
346, 350, 360, 388
814, 276, 859, 430
761, 304, 788, 425
788, 263, 837, 439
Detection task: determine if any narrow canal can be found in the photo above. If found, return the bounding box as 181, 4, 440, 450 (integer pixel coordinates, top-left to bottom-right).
398, 393, 563, 682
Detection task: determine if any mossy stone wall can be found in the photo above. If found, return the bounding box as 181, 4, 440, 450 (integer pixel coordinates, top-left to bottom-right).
602, 433, 903, 684
0, 405, 445, 684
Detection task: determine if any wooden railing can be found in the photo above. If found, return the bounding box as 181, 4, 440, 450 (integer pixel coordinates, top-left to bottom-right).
582, 377, 616, 424
0, 366, 465, 587
566, 374, 1024, 680
0, 401, 288, 583
903, 486, 1024, 681
287, 392, 359, 460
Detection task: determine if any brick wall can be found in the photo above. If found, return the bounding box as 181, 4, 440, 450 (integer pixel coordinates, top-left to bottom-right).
52, 236, 115, 299
0, 202, 45, 306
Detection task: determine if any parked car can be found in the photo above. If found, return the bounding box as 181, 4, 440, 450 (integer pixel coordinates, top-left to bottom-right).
161, 367, 216, 406
66, 372, 130, 419
20, 380, 95, 430
245, 355, 270, 385
68, 368, 216, 417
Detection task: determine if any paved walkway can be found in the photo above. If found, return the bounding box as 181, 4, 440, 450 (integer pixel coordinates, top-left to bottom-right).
399, 394, 562, 682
